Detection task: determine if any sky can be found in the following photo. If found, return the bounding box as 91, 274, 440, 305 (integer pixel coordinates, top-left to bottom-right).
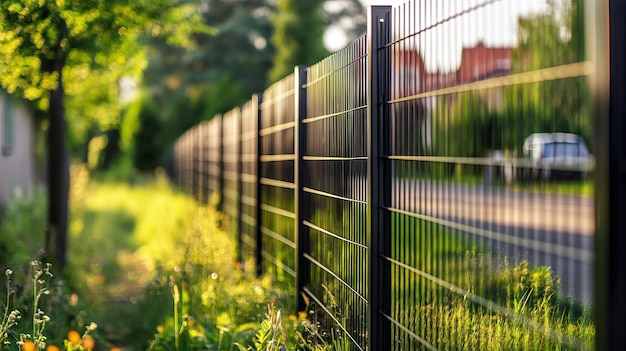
325, 0, 551, 72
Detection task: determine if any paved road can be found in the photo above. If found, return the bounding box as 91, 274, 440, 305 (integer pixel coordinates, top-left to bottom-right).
387, 180, 594, 303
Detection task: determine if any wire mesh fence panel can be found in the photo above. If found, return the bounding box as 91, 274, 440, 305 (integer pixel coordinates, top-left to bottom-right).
302, 36, 369, 350
193, 123, 206, 203
378, 0, 594, 349
222, 108, 241, 234
259, 74, 297, 299
173, 131, 183, 188
240, 96, 260, 268
178, 129, 194, 195
205, 116, 222, 203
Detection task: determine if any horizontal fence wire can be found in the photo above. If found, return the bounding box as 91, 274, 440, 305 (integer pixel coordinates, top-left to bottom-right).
170, 0, 599, 349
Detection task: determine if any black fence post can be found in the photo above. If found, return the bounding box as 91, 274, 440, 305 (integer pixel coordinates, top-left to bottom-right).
367, 6, 391, 350
254, 93, 264, 277
594, 0, 625, 350
294, 65, 309, 312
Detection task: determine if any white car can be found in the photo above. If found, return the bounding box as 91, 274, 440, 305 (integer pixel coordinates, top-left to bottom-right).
522, 133, 594, 180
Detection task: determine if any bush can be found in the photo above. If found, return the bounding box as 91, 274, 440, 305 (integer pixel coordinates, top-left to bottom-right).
121, 97, 163, 172
0, 188, 47, 269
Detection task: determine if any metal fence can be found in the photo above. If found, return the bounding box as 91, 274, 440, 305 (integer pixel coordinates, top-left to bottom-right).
172, 0, 623, 349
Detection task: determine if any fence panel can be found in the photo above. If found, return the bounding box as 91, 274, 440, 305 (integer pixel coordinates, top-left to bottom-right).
240, 96, 261, 272
204, 116, 222, 203
222, 108, 241, 242
259, 74, 297, 300
193, 122, 206, 203
302, 36, 369, 350
177, 129, 194, 195
378, 1, 594, 349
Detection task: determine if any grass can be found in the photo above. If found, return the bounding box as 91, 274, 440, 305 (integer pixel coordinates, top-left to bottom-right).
64, 166, 292, 350
510, 179, 593, 197
300, 203, 594, 349
391, 160, 594, 197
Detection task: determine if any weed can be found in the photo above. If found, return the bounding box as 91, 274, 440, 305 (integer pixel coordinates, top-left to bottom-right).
1, 261, 97, 351
1, 269, 21, 347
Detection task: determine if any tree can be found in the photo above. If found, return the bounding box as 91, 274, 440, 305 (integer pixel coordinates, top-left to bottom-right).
322, 0, 367, 47
0, 0, 209, 267
269, 0, 328, 82
508, 0, 588, 143
141, 0, 274, 151
142, 0, 365, 135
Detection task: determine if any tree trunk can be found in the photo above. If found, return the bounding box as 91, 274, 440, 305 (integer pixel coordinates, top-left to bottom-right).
44, 56, 69, 268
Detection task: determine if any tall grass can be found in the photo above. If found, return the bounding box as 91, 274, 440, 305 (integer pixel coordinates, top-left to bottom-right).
65, 166, 297, 350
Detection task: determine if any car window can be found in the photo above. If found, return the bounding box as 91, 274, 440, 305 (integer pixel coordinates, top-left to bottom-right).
541, 142, 589, 157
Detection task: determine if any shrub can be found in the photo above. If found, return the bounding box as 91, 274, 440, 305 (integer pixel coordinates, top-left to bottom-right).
121, 97, 163, 172
0, 188, 46, 269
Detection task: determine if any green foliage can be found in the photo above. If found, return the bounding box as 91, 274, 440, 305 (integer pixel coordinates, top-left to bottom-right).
512, 0, 589, 140
430, 0, 590, 184
252, 304, 285, 351
0, 0, 211, 144
202, 74, 246, 121
143, 0, 273, 140
321, 0, 366, 47
269, 0, 328, 82
120, 96, 163, 171
0, 0, 212, 268
0, 188, 47, 269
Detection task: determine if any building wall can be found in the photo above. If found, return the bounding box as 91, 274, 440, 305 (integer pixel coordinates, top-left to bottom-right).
0, 93, 36, 209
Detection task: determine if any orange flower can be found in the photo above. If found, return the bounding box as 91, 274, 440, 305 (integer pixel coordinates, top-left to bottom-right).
82, 336, 95, 350
297, 311, 308, 319
21, 341, 36, 351
67, 330, 81, 345
46, 345, 60, 351
110, 347, 122, 351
